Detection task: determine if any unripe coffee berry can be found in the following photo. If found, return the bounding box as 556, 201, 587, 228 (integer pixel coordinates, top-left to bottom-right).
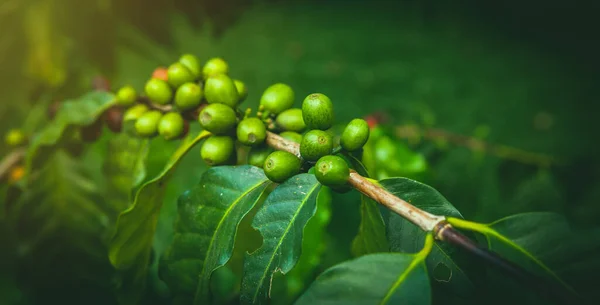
204, 74, 239, 107
237, 118, 267, 146
341, 118, 370, 151
199, 103, 237, 134
260, 83, 294, 115
201, 135, 235, 166
315, 155, 350, 187
300, 130, 333, 161
145, 78, 173, 105
175, 82, 203, 111
202, 57, 229, 78
275, 108, 306, 132
234, 80, 248, 103
5, 129, 26, 146
135, 110, 163, 137
263, 151, 301, 183
247, 146, 273, 168
280, 131, 303, 143
123, 104, 150, 122
158, 112, 185, 140
167, 63, 196, 88
178, 54, 201, 79
302, 93, 334, 130
116, 85, 137, 107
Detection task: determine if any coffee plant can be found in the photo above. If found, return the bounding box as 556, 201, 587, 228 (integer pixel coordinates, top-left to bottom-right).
1, 53, 595, 305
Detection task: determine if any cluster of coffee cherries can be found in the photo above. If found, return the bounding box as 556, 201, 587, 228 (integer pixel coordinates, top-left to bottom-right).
111, 54, 247, 142
112, 54, 370, 190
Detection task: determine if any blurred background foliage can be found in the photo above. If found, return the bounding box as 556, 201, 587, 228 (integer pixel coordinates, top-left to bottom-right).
1, 0, 599, 304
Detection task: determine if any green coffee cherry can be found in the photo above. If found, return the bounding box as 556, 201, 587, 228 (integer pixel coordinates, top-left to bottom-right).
123, 104, 150, 121
237, 118, 267, 146
341, 118, 370, 151
158, 112, 185, 140
135, 110, 163, 137
280, 131, 303, 143
200, 135, 235, 166
116, 85, 137, 107
178, 54, 201, 79
275, 108, 306, 132
315, 155, 350, 187
145, 78, 173, 105
300, 130, 333, 161
175, 82, 203, 111
198, 103, 237, 134
202, 57, 229, 78
167, 62, 196, 88
302, 93, 334, 130
234, 80, 248, 103
204, 74, 239, 107
263, 151, 301, 183
5, 129, 26, 146
260, 83, 294, 114
247, 146, 273, 168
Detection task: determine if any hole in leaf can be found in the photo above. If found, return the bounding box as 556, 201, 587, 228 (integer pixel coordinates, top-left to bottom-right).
433, 262, 452, 282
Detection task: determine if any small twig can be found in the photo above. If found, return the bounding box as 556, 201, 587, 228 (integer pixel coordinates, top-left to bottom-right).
0, 148, 26, 181
395, 124, 558, 168
265, 131, 445, 231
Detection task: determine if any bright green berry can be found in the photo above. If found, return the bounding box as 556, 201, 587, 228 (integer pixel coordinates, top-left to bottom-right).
315, 155, 350, 187
135, 110, 163, 137
158, 112, 185, 140
341, 118, 370, 151
234, 80, 248, 103
280, 131, 303, 143
145, 78, 173, 105
263, 151, 301, 183
300, 130, 333, 161
116, 85, 137, 107
175, 82, 203, 110
237, 118, 267, 146
202, 57, 229, 78
178, 54, 201, 79
5, 129, 26, 146
259, 83, 294, 115
275, 108, 306, 132
198, 103, 237, 134
167, 62, 196, 88
200, 135, 235, 166
247, 146, 273, 168
302, 93, 334, 130
123, 104, 150, 121
204, 74, 239, 107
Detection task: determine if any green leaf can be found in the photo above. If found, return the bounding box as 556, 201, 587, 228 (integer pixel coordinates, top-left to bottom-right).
351, 195, 389, 256
448, 213, 595, 303
108, 130, 211, 304
365, 135, 428, 180
240, 173, 322, 305
381, 178, 483, 303
295, 234, 435, 305
102, 132, 149, 214
271, 186, 334, 305
159, 165, 272, 305
24, 91, 116, 175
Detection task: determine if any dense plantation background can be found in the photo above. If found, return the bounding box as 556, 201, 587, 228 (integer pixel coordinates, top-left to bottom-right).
0, 0, 598, 304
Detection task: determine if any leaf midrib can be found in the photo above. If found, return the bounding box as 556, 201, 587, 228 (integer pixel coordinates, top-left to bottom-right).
193, 178, 270, 303
250, 182, 321, 304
